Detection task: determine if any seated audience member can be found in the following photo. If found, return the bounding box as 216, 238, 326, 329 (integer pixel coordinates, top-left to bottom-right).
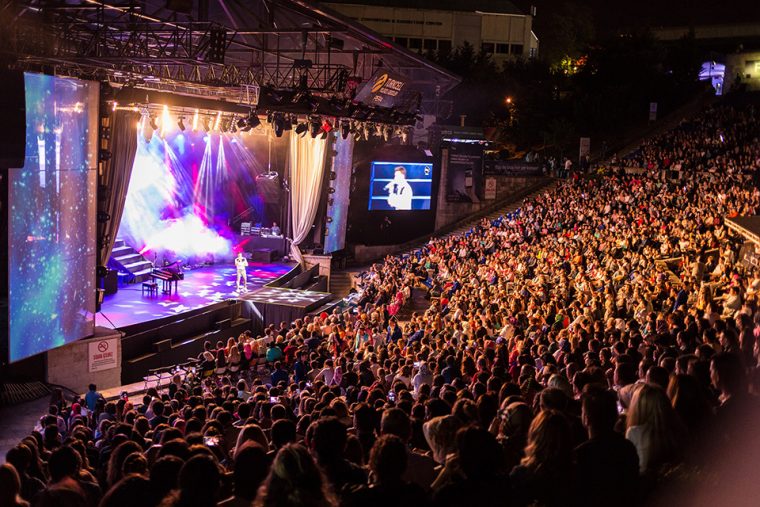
574, 385, 639, 507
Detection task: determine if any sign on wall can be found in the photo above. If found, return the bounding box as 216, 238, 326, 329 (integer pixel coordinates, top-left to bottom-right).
484, 177, 497, 200
88, 338, 118, 372
579, 137, 591, 160
445, 143, 484, 202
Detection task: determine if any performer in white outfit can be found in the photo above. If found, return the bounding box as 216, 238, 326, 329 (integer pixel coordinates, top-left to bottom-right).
235, 252, 249, 291
384, 166, 413, 210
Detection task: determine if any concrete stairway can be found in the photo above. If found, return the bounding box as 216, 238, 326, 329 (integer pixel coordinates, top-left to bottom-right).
111, 239, 154, 283
330, 271, 355, 299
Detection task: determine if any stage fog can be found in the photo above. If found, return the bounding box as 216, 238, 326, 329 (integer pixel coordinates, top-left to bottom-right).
118, 122, 288, 265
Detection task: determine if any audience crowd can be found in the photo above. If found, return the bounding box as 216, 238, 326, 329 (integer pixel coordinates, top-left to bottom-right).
4, 98, 760, 507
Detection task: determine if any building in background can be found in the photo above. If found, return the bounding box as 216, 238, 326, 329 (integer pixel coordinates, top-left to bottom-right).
650, 22, 760, 94
324, 0, 539, 63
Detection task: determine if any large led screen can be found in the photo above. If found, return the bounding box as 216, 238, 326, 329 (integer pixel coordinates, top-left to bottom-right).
7, 73, 98, 362
368, 161, 433, 211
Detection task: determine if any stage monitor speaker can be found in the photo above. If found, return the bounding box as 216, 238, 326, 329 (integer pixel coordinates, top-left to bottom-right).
251, 248, 274, 262
0, 70, 26, 168
101, 269, 118, 295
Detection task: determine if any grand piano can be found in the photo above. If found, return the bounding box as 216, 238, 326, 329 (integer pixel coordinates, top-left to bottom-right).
151, 261, 184, 294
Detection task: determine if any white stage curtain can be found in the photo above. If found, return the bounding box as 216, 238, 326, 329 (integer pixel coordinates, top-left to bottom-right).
98, 110, 140, 266
288, 134, 328, 265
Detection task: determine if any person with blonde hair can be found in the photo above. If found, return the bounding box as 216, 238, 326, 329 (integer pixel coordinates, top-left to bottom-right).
510, 409, 575, 507
626, 383, 685, 474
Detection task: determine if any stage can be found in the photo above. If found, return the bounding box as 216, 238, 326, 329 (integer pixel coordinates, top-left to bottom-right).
240, 286, 335, 327
98, 262, 294, 329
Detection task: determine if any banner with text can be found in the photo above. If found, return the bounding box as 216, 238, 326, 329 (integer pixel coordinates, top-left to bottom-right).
445, 143, 484, 202
354, 70, 409, 109
483, 160, 543, 176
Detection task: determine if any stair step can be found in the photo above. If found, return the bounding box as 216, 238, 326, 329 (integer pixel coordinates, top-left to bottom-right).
112, 245, 134, 255
123, 260, 153, 270
113, 239, 126, 249
114, 253, 143, 263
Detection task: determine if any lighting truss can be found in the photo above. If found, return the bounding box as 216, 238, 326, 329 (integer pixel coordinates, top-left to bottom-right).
1, 0, 460, 122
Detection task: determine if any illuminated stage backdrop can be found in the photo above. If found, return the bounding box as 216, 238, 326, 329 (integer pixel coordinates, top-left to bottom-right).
119, 127, 285, 262
8, 73, 98, 362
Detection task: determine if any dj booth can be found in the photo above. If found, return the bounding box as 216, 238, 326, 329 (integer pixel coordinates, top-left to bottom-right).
236, 233, 288, 261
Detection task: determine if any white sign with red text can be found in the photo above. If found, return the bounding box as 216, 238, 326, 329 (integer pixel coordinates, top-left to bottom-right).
88, 338, 118, 372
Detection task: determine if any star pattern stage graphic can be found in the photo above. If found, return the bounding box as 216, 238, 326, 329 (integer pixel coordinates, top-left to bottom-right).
99, 263, 293, 329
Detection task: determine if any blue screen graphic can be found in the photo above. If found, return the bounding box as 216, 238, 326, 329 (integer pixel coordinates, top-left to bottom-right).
8, 73, 98, 362
368, 161, 433, 211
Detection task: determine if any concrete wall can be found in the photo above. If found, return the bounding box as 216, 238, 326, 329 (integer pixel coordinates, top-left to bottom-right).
434, 175, 540, 230
47, 328, 122, 394
725, 51, 760, 93
302, 254, 333, 291
325, 3, 536, 61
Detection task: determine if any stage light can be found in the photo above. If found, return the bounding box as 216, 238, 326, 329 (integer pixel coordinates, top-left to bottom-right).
295, 122, 308, 137
273, 113, 285, 138
177, 117, 186, 131
149, 115, 159, 131
401, 128, 409, 143
383, 125, 393, 142
363, 123, 371, 141
375, 124, 383, 137
321, 119, 333, 133
309, 116, 322, 138
112, 101, 118, 112
192, 109, 199, 131
202, 117, 211, 132
142, 113, 154, 143
340, 119, 350, 140
213, 111, 221, 131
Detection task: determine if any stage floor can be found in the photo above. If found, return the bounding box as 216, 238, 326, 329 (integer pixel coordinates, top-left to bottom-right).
98, 262, 294, 329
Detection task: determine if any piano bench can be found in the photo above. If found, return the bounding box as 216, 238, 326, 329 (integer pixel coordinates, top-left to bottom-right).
142, 281, 159, 297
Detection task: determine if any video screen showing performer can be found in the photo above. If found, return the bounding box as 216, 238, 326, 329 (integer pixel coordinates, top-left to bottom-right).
384, 166, 413, 210
368, 161, 433, 211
